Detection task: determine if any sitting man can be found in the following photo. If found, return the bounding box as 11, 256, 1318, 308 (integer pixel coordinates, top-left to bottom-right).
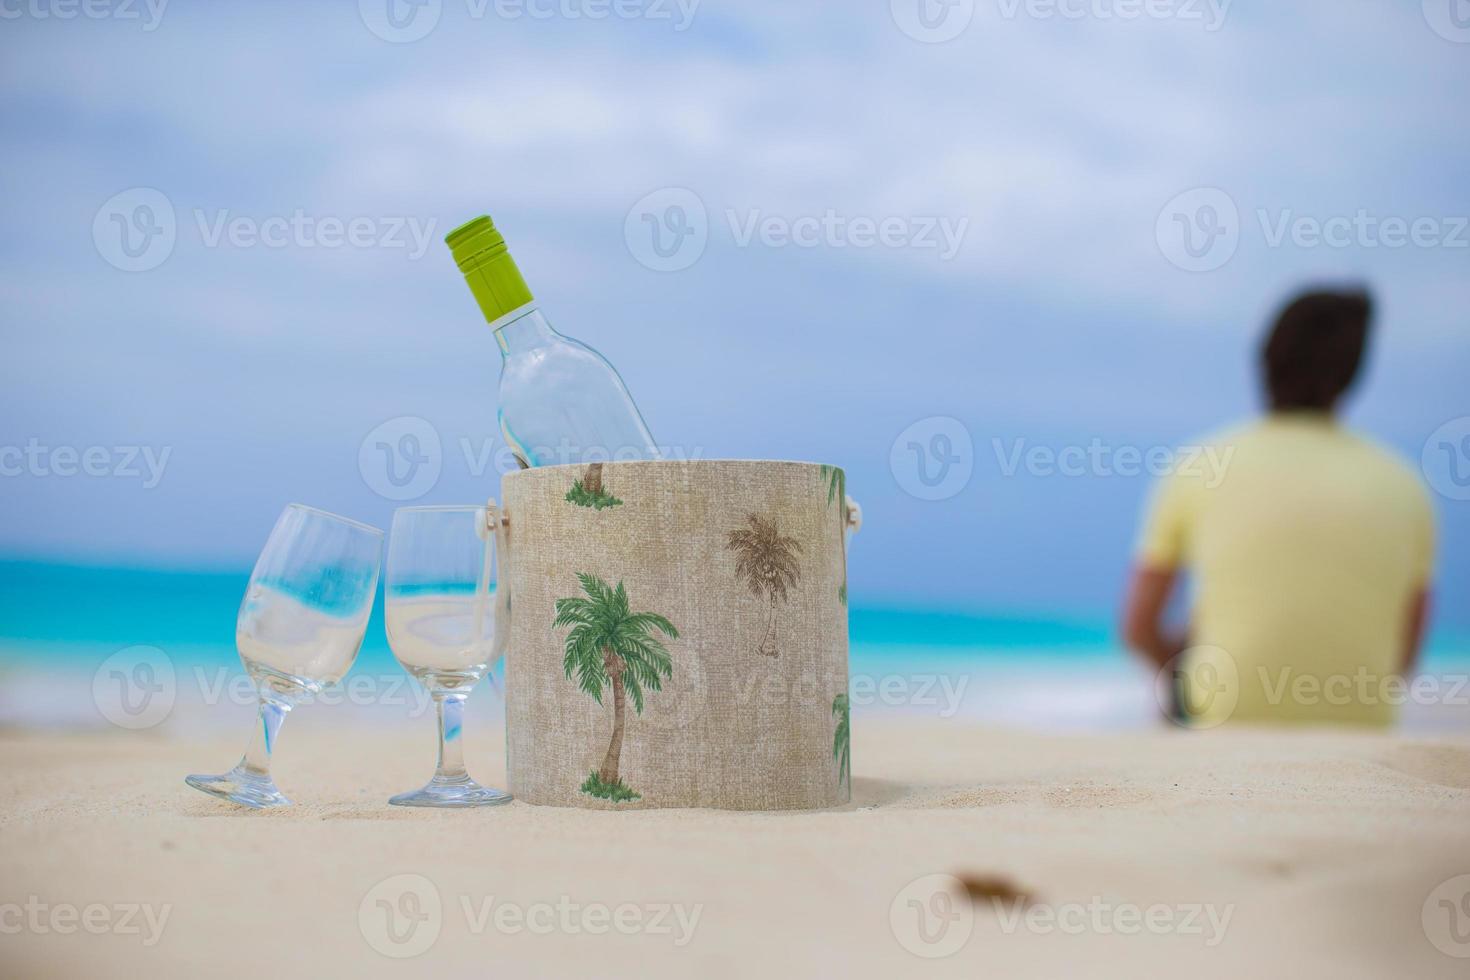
1123, 289, 1435, 727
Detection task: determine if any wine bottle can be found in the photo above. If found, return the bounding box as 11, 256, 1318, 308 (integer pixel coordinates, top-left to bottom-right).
446, 214, 660, 469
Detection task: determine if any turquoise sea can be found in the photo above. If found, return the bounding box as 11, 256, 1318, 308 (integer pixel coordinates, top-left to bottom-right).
0, 558, 1126, 669
3, 559, 1467, 733
4, 558, 1467, 668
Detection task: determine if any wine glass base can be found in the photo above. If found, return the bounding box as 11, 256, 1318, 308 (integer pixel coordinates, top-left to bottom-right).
389, 777, 513, 808
185, 767, 292, 809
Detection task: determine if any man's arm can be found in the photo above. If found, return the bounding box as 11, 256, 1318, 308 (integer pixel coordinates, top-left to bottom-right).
1403, 589, 1430, 674
1121, 564, 1189, 670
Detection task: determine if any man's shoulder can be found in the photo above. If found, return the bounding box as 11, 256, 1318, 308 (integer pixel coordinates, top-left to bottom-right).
1150, 423, 1251, 491
1171, 420, 1259, 468
1338, 429, 1432, 502
1194, 420, 1256, 449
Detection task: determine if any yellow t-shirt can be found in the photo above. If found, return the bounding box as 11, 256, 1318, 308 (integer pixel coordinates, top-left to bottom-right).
1138, 414, 1435, 727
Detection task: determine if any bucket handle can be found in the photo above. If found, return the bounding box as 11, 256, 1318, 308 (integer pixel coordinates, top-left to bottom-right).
483, 499, 513, 669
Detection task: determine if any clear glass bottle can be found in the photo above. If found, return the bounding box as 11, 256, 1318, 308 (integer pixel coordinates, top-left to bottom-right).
447, 215, 659, 469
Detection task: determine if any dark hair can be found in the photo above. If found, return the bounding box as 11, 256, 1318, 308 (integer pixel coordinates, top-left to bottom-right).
1260, 289, 1373, 412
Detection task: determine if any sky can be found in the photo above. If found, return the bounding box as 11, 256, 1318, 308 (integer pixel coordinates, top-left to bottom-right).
1, 0, 1467, 631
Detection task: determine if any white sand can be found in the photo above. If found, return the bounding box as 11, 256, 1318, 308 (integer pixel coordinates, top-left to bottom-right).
2, 717, 1468, 978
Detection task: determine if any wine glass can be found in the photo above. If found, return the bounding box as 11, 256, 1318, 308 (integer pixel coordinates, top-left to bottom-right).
185, 504, 383, 808
384, 504, 511, 808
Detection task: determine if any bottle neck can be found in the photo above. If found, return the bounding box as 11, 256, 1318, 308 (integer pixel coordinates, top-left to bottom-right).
492, 305, 556, 356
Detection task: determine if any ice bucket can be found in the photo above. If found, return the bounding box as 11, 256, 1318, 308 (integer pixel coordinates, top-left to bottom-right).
493, 459, 856, 810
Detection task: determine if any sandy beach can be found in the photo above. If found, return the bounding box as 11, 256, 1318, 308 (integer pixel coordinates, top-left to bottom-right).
3, 716, 1467, 978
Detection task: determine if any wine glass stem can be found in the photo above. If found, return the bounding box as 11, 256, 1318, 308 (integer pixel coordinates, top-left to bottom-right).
434, 692, 469, 782
240, 694, 292, 779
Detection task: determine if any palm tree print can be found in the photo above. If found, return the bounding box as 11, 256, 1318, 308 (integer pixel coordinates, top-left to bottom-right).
727, 514, 802, 658
554, 573, 678, 801
832, 693, 850, 789
819, 465, 849, 606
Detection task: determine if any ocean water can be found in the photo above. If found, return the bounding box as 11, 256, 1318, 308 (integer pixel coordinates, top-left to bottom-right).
3, 559, 1467, 733
0, 559, 1122, 669
1, 560, 383, 669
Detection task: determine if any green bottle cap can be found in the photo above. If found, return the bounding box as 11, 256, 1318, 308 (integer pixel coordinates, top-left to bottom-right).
445, 214, 535, 323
